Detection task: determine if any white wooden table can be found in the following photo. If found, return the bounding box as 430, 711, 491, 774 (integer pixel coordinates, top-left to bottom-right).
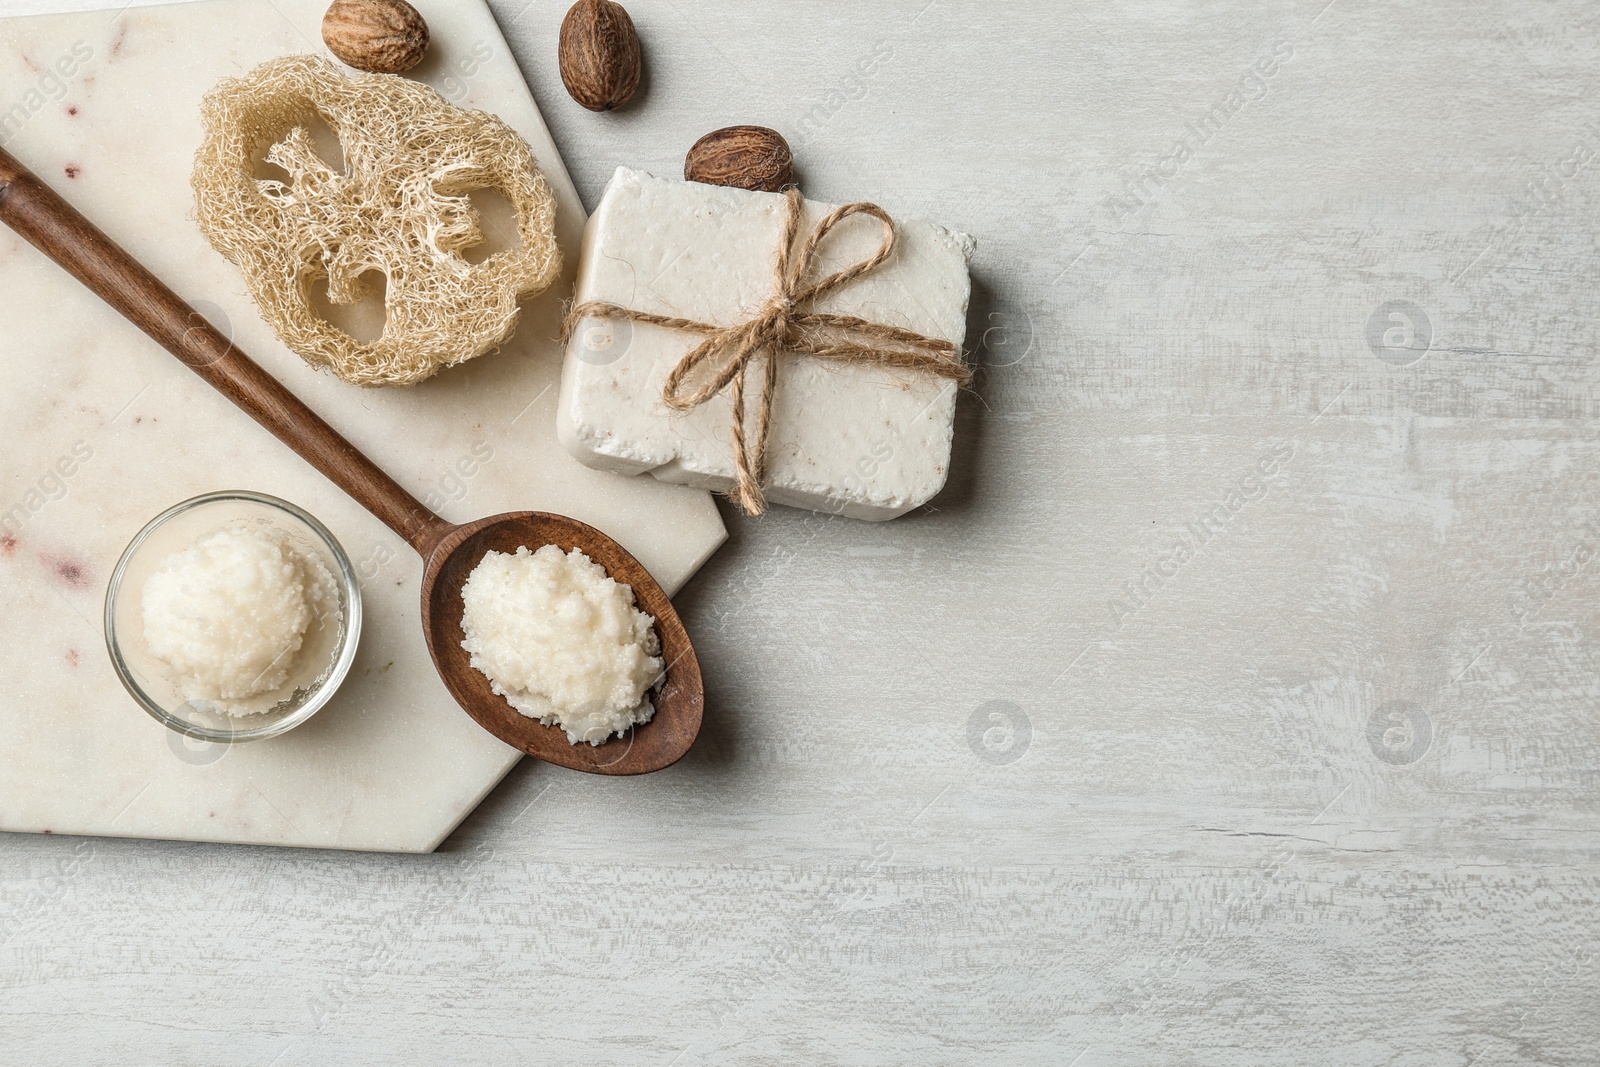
3, 0, 1597, 1062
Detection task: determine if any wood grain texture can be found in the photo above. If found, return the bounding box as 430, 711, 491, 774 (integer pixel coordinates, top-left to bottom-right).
3, 0, 1600, 1063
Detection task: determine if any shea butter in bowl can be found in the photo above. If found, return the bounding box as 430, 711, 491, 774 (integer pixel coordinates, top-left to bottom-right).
104, 491, 362, 744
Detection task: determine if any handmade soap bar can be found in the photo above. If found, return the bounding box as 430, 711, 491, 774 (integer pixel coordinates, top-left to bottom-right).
558, 167, 974, 521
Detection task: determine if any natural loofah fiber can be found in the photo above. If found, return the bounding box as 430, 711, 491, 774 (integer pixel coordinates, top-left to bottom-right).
192, 55, 561, 387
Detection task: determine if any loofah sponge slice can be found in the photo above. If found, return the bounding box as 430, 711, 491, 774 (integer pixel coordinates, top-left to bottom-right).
192, 55, 562, 387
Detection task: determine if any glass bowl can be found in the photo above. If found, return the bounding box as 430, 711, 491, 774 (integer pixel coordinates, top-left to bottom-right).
104, 491, 362, 744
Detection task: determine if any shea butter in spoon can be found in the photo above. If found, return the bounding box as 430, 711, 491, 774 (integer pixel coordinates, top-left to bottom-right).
460, 545, 662, 745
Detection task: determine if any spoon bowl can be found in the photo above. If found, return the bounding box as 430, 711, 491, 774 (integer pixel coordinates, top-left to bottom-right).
421, 512, 702, 774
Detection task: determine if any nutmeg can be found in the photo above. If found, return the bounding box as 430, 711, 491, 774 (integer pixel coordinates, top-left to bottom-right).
559, 0, 642, 112
684, 126, 794, 193
322, 0, 430, 74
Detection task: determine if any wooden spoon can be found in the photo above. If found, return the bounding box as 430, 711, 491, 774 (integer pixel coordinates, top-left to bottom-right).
0, 145, 702, 776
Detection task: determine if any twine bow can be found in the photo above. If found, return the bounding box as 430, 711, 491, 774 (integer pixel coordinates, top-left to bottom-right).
562, 188, 970, 515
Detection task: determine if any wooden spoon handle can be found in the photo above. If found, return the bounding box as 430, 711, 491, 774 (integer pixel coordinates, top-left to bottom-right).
0, 145, 450, 556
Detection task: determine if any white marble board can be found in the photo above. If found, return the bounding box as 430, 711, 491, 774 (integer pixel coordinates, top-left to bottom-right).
0, 0, 726, 852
